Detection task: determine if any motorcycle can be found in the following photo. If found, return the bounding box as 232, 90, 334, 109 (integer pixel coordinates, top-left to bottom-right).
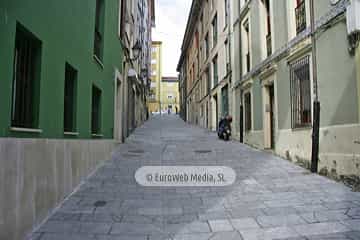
218, 117, 232, 141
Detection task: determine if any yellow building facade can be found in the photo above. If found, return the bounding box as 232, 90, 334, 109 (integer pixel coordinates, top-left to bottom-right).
147, 41, 162, 113
160, 77, 180, 114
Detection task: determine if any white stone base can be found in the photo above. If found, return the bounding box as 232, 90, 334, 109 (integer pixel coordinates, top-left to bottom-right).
0, 138, 117, 240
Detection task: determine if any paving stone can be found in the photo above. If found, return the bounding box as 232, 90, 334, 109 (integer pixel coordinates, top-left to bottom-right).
165, 222, 211, 234
35, 221, 81, 233
240, 226, 300, 240
256, 214, 306, 228
138, 207, 183, 216
300, 210, 350, 223
209, 231, 244, 240
341, 219, 360, 231
293, 222, 351, 237
110, 223, 163, 235
230, 218, 260, 230
208, 219, 234, 232
172, 233, 213, 240
198, 211, 231, 221
79, 222, 111, 234
39, 233, 95, 240
96, 234, 147, 240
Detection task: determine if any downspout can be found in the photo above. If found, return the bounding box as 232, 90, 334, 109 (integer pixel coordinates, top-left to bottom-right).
310, 0, 320, 173
238, 1, 244, 143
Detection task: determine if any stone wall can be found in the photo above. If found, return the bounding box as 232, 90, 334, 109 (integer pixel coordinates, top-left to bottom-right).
0, 138, 116, 240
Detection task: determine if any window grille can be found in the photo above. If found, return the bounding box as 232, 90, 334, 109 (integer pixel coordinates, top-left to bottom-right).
290, 56, 312, 128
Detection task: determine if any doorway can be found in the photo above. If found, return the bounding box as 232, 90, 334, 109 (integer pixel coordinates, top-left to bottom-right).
212, 95, 218, 131
264, 84, 275, 149
269, 85, 275, 149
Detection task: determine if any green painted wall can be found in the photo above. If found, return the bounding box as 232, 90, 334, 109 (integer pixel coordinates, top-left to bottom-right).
0, 0, 123, 139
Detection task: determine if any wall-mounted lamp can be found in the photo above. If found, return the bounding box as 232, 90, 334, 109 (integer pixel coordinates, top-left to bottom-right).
128, 40, 142, 62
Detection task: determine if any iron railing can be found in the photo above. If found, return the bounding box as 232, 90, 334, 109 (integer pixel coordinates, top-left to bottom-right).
295, 1, 306, 34
266, 34, 272, 57
290, 56, 311, 128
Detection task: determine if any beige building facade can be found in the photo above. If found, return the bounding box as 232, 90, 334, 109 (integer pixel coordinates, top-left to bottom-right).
148, 41, 162, 113
178, 0, 360, 179
160, 77, 180, 114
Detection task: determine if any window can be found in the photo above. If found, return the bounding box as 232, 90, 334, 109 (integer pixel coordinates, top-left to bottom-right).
91, 86, 102, 135
295, 0, 306, 34
264, 0, 272, 56
224, 0, 229, 27
221, 85, 229, 116
243, 19, 250, 73
94, 0, 105, 61
63, 63, 77, 133
200, 13, 204, 35
11, 23, 42, 129
225, 39, 230, 73
206, 67, 211, 94
212, 55, 218, 87
244, 92, 252, 131
212, 14, 218, 48
205, 33, 209, 59
119, 0, 126, 39
290, 56, 311, 128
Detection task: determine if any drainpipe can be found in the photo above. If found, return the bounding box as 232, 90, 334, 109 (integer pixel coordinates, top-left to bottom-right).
238, 1, 244, 143
310, 0, 320, 173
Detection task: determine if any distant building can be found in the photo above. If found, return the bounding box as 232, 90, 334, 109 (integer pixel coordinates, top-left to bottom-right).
148, 41, 162, 113
161, 77, 180, 114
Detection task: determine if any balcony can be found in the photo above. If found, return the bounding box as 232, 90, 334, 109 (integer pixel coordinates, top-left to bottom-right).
295, 1, 306, 34
266, 34, 272, 57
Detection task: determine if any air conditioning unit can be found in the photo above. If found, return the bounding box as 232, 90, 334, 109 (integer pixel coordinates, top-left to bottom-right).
347, 0, 360, 35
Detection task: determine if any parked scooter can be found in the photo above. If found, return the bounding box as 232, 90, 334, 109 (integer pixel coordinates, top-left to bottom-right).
218, 115, 232, 141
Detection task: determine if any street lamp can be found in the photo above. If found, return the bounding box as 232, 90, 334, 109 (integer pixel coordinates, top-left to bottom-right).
127, 40, 142, 62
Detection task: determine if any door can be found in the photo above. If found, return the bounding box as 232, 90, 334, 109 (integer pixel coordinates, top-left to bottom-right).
213, 95, 218, 131
115, 80, 123, 142
269, 85, 275, 149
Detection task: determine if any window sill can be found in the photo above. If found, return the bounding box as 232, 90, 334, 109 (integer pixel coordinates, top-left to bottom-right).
64, 132, 79, 136
291, 126, 312, 132
91, 133, 104, 138
93, 55, 104, 69
10, 127, 42, 133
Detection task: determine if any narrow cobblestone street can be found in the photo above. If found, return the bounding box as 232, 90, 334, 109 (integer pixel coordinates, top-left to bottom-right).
29, 116, 360, 240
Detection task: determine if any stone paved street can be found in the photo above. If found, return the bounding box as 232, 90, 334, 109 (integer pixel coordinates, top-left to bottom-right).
29, 116, 360, 240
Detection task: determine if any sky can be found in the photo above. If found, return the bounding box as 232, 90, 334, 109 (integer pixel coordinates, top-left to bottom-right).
152, 0, 192, 77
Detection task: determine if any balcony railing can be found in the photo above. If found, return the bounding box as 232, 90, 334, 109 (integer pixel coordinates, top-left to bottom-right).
295, 1, 306, 34
266, 34, 272, 57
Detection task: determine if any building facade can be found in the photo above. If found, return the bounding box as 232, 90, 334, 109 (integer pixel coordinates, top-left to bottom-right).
178, 0, 360, 179
177, 0, 233, 131
161, 77, 180, 114
0, 0, 154, 239
147, 41, 162, 113
119, 0, 155, 136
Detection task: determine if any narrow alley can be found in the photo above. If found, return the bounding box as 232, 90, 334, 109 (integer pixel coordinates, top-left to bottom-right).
29, 116, 360, 240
